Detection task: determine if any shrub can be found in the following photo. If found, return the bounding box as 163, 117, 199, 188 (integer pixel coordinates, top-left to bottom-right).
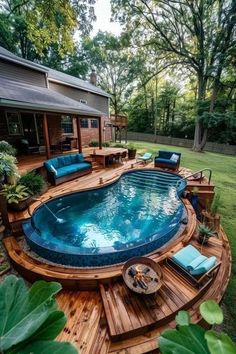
18, 171, 45, 196
0, 275, 77, 353
89, 140, 110, 147
0, 140, 16, 156
0, 153, 18, 180
2, 184, 29, 204
89, 140, 99, 147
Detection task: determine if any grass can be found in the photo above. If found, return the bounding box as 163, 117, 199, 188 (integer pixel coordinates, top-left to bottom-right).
129, 140, 236, 337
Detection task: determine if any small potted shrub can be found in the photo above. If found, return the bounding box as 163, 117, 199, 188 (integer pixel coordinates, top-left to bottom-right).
127, 143, 137, 159
197, 223, 216, 245
18, 171, 46, 196
2, 184, 31, 211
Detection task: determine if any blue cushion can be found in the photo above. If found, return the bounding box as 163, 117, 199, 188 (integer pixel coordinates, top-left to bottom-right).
187, 255, 207, 271
56, 162, 91, 178
190, 256, 217, 275
158, 151, 181, 160
76, 154, 84, 163
172, 245, 201, 269
155, 157, 177, 166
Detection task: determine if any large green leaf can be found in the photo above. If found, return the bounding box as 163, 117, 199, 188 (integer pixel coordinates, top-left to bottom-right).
159, 324, 210, 354
0, 276, 63, 352
0, 276, 28, 335
200, 300, 223, 325
176, 311, 191, 326
205, 330, 236, 354
12, 340, 78, 354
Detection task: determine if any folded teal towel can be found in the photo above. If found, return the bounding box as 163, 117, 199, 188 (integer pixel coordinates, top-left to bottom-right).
190, 256, 217, 276
187, 255, 207, 271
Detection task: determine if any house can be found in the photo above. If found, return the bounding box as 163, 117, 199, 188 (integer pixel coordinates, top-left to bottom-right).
0, 46, 111, 158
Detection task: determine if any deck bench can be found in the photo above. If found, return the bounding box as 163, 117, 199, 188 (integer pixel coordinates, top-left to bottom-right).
44, 153, 92, 185
154, 150, 181, 170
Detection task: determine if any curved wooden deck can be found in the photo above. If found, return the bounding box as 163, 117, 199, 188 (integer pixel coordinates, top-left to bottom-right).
3, 161, 231, 353
3, 221, 231, 353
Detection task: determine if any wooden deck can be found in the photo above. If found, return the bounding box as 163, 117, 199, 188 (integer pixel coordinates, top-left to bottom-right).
3, 158, 231, 353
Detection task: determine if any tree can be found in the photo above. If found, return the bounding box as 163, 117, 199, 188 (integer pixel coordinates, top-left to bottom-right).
111, 0, 236, 151
0, 0, 96, 59
83, 32, 143, 117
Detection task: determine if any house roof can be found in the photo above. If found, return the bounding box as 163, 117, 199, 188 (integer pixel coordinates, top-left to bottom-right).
47, 68, 110, 98
0, 77, 103, 116
0, 46, 110, 98
0, 47, 48, 73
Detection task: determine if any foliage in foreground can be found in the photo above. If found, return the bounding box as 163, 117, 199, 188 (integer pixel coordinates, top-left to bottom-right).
159, 300, 236, 354
0, 275, 77, 354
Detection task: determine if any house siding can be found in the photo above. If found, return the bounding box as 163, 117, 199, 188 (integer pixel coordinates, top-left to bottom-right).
49, 81, 109, 116
0, 59, 46, 87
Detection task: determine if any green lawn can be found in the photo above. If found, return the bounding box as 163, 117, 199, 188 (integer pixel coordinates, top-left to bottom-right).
129, 140, 236, 337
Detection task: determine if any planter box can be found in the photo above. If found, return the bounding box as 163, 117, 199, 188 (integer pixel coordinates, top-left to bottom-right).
8, 196, 33, 212
128, 149, 136, 159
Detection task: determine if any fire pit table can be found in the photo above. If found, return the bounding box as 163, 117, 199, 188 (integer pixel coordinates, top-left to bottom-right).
122, 257, 163, 295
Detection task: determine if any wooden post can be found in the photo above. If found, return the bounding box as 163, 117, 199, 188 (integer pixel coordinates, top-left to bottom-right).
43, 113, 51, 159
98, 116, 102, 150
76, 117, 82, 153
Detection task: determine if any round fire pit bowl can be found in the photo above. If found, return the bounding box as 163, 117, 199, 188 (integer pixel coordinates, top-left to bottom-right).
122, 256, 163, 295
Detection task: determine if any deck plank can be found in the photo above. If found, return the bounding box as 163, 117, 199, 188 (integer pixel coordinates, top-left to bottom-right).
57, 290, 110, 354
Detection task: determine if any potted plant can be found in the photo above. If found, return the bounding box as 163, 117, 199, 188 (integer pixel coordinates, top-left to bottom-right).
18, 171, 46, 196
127, 143, 137, 159
197, 223, 216, 245
2, 184, 31, 211
0, 153, 18, 185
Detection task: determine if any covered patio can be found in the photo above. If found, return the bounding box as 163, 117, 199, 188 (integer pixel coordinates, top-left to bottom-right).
0, 77, 104, 159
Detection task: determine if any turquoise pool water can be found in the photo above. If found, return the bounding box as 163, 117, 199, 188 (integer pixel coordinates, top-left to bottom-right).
23, 170, 186, 266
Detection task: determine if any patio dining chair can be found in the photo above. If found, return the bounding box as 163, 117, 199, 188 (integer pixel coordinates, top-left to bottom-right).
136, 152, 153, 164
166, 244, 221, 287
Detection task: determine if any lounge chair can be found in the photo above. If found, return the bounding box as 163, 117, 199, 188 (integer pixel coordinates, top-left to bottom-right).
136, 152, 153, 164
166, 244, 221, 287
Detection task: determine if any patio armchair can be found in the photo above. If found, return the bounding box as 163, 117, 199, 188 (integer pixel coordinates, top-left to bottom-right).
166, 244, 221, 287
136, 152, 153, 164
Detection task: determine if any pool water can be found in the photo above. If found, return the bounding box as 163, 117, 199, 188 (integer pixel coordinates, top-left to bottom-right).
23, 170, 187, 266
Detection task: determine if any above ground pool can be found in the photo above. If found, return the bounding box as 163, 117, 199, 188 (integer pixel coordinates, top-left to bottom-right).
23, 170, 187, 267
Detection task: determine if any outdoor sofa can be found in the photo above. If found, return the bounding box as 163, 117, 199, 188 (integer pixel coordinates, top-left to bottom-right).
154, 150, 181, 170
44, 153, 92, 185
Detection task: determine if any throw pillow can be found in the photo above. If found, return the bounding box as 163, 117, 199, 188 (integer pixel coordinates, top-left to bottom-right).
170, 153, 179, 162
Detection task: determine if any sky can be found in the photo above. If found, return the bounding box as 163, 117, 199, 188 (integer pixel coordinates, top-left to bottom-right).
91, 0, 122, 37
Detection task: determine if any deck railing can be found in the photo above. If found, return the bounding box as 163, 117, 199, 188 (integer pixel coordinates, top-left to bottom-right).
176, 168, 212, 188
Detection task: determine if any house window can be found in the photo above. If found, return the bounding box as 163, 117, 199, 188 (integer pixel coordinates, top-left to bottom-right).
6, 111, 23, 135
90, 119, 98, 128
80, 118, 89, 128
61, 116, 73, 134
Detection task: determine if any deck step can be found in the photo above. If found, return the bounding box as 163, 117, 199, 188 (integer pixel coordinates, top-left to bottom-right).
99, 265, 202, 341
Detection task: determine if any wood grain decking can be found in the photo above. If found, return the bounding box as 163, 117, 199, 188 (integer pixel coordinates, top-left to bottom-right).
3, 159, 232, 353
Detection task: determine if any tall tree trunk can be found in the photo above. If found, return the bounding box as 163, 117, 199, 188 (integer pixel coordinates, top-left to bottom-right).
192, 72, 207, 152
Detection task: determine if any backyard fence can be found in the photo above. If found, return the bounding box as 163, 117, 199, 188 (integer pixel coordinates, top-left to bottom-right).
125, 132, 236, 156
